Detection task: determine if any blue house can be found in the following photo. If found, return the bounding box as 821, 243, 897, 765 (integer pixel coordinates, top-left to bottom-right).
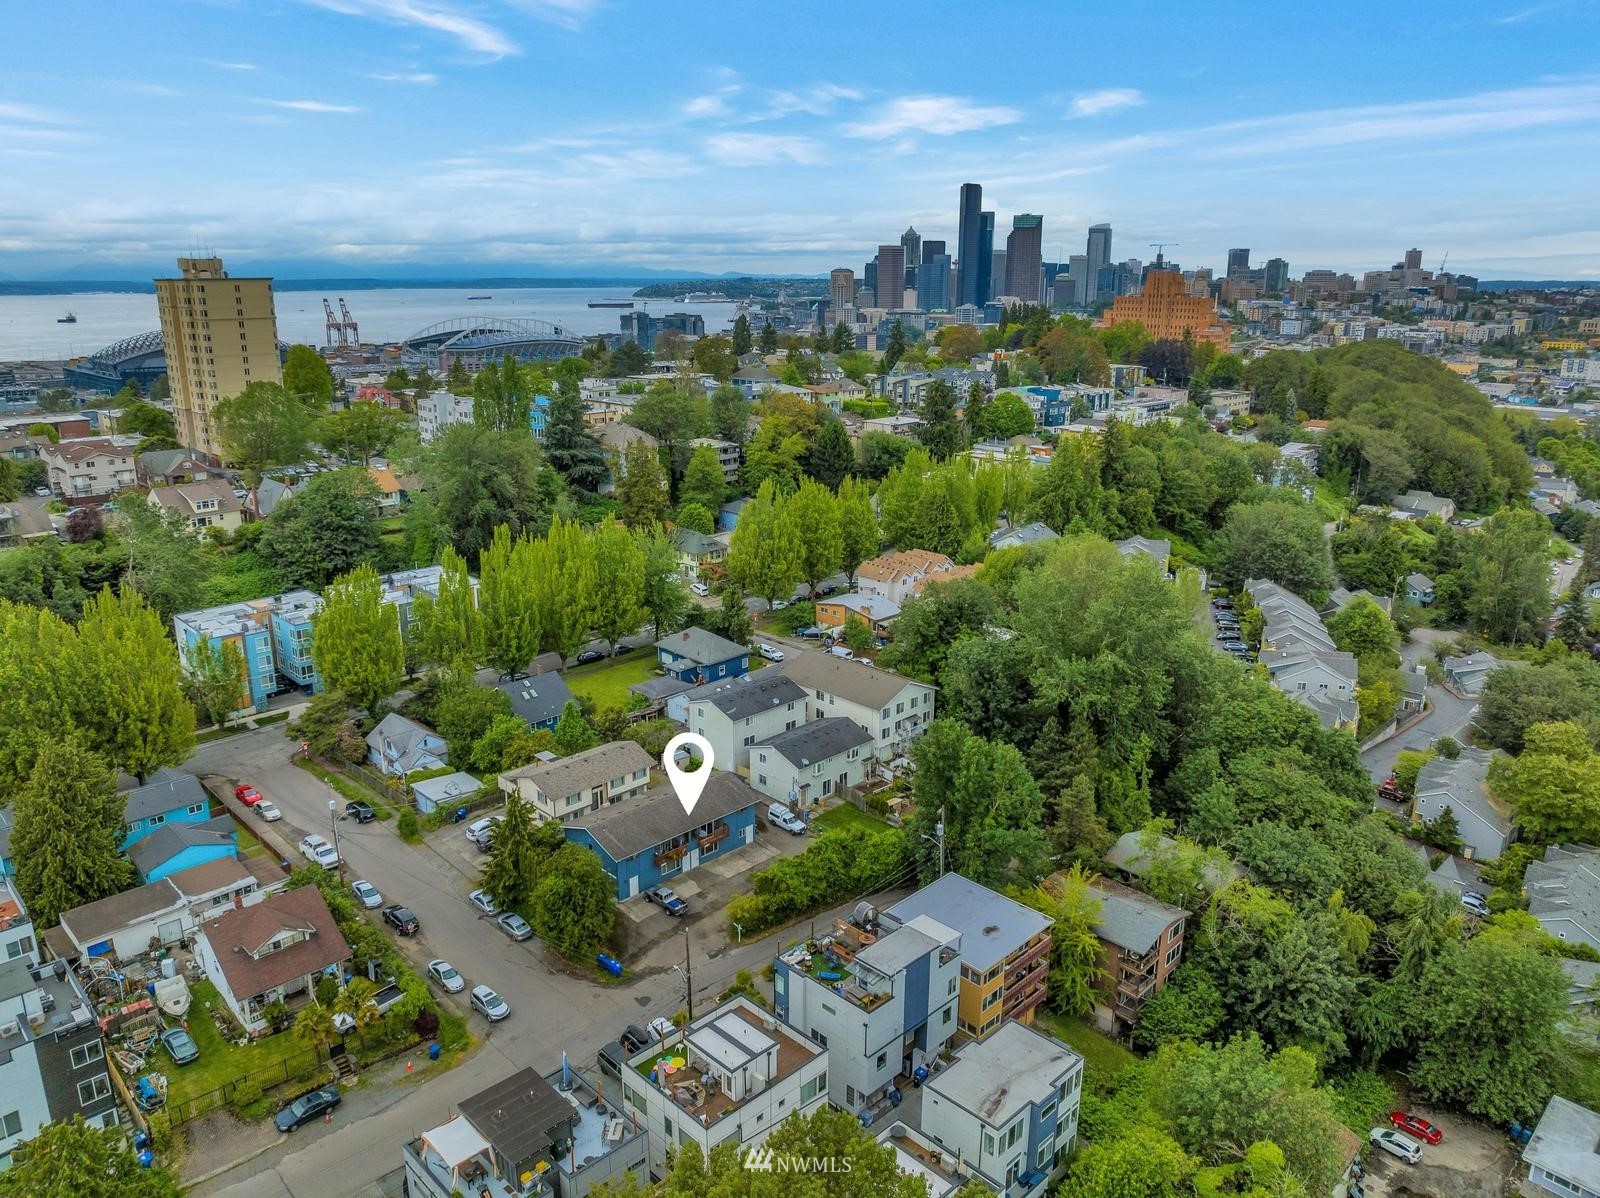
172, 602, 281, 711
129, 816, 238, 883
122, 769, 212, 850
654, 626, 749, 685
530, 394, 551, 441
563, 772, 760, 901
492, 669, 576, 733
716, 498, 750, 533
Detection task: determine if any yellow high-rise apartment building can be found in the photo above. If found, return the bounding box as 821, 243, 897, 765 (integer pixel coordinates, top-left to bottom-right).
155, 257, 281, 461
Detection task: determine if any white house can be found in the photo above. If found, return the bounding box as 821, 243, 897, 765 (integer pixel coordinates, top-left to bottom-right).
749, 717, 874, 808
56, 857, 276, 961
192, 886, 350, 1034
366, 713, 448, 777
856, 550, 957, 606
415, 391, 475, 442
496, 740, 652, 824
1525, 1096, 1600, 1198
778, 654, 936, 761
679, 672, 807, 772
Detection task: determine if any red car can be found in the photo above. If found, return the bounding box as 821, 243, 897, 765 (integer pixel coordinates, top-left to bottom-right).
1390, 1111, 1443, 1144
234, 784, 262, 806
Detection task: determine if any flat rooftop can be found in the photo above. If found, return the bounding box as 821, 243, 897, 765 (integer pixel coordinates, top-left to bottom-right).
926, 1021, 1081, 1130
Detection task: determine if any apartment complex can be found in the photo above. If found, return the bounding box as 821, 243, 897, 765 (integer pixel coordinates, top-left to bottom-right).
155, 257, 282, 461
1083, 877, 1188, 1034
1097, 269, 1230, 350
777, 654, 936, 761
497, 741, 653, 824
681, 671, 806, 772
38, 436, 138, 503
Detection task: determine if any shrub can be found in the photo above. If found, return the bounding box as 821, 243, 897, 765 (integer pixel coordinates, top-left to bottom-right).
397, 809, 420, 842
314, 976, 338, 1006
727, 827, 910, 936
227, 1077, 263, 1117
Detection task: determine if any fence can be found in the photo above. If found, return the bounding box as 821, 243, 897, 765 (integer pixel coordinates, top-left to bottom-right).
167, 1045, 325, 1126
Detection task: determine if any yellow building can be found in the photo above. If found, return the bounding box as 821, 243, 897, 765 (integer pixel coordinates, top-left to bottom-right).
1541, 339, 1586, 351
156, 257, 281, 462
1097, 270, 1230, 351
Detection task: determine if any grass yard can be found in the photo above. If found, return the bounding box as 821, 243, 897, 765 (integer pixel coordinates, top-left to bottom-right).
815, 804, 888, 835
234, 823, 271, 860
162, 981, 318, 1111
563, 649, 658, 711
1035, 1012, 1137, 1078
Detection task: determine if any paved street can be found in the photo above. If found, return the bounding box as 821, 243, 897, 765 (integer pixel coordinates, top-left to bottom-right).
184, 724, 905, 1196
1359, 628, 1478, 783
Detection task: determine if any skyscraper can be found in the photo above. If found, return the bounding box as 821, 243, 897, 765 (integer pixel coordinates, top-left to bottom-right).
1005, 214, 1044, 304
901, 227, 921, 269
863, 260, 877, 306
1086, 224, 1113, 303
1404, 248, 1422, 271
978, 212, 995, 305
876, 244, 906, 310
156, 256, 281, 461
1226, 248, 1251, 279
918, 253, 951, 311
1066, 254, 1089, 309
957, 183, 985, 307
829, 268, 855, 313
1264, 257, 1289, 293
922, 239, 946, 259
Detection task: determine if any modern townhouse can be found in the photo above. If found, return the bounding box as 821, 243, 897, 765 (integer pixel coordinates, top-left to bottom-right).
748, 717, 874, 810
777, 654, 935, 761
678, 672, 807, 772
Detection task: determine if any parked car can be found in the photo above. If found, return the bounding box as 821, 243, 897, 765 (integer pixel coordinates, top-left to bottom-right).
596, 1039, 627, 1081
690, 582, 710, 597
382, 904, 420, 935
1461, 892, 1491, 918
644, 885, 688, 916
33, 486, 50, 498
426, 959, 465, 994
1211, 598, 1235, 610
159, 1027, 199, 1065
275, 1086, 342, 1132
1369, 1128, 1422, 1164
344, 801, 375, 823
351, 880, 382, 909
574, 648, 605, 665
298, 835, 339, 869
466, 816, 500, 851
496, 912, 533, 941
757, 643, 785, 663
255, 800, 282, 822
1389, 1112, 1443, 1144
470, 985, 510, 1021
647, 1016, 678, 1041
766, 803, 807, 835
235, 784, 262, 806
619, 1024, 651, 1053
468, 889, 499, 917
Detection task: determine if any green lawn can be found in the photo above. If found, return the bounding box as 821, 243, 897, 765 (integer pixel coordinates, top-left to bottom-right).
234, 824, 271, 860
563, 650, 659, 711
815, 804, 888, 834
163, 980, 317, 1111
1035, 1012, 1137, 1077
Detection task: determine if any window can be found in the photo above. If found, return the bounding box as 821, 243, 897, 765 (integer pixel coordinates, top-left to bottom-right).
77, 1074, 112, 1105
5, 936, 33, 960
876, 1052, 887, 1068
70, 1041, 104, 1069
943, 1006, 952, 1024
187, 803, 205, 816
148, 814, 165, 827
757, 774, 766, 786
1039, 1098, 1057, 1120
983, 1132, 996, 1156
1164, 942, 1182, 966
846, 1085, 856, 1107
1, 1111, 20, 1138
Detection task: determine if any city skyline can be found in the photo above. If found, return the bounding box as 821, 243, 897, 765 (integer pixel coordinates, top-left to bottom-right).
4, 3, 1600, 279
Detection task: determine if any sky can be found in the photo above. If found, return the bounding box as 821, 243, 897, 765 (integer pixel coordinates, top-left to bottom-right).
3, 1, 1600, 280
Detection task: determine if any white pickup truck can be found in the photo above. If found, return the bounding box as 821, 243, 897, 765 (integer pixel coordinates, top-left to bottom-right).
298, 834, 340, 870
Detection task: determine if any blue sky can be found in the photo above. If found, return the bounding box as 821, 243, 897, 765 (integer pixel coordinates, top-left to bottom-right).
4, 1, 1599, 279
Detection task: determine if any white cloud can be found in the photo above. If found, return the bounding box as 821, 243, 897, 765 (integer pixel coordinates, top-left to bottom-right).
683, 94, 730, 118
1496, 3, 1556, 22
703, 133, 824, 166
206, 60, 260, 71
369, 71, 438, 84
501, 0, 603, 31
296, 0, 518, 57
761, 83, 861, 118
1070, 88, 1143, 117
0, 102, 70, 124
119, 82, 182, 97
843, 95, 1021, 138
264, 99, 367, 113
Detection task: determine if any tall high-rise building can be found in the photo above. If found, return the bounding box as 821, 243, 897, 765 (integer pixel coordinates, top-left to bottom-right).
1085, 224, 1113, 303
1067, 253, 1089, 308
990, 250, 1007, 297
901, 226, 922, 269
917, 253, 951, 311
876, 244, 906, 310
923, 239, 946, 260
956, 183, 985, 307
1004, 214, 1044, 304
1403, 248, 1422, 271
863, 260, 877, 306
978, 212, 995, 305
829, 268, 855, 313
1264, 257, 1289, 293
156, 256, 281, 461
1226, 248, 1251, 279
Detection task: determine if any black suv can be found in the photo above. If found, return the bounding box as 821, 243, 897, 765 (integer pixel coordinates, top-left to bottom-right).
619, 1024, 651, 1053
382, 905, 419, 935
345, 801, 375, 823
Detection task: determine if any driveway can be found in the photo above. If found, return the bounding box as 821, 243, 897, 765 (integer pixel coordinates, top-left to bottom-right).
1360, 630, 1478, 784
1359, 1104, 1515, 1198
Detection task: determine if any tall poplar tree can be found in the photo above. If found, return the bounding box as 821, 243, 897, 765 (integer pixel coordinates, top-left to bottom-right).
0, 600, 81, 807
789, 480, 844, 596
538, 517, 597, 661
637, 526, 691, 641
836, 475, 881, 584
413, 546, 483, 666
591, 517, 646, 653
478, 526, 542, 676
311, 564, 405, 712
725, 480, 804, 607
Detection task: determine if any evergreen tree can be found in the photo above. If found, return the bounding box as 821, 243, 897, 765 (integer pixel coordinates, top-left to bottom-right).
616, 439, 669, 526
12, 740, 134, 928
638, 526, 692, 641
882, 320, 907, 371
679, 444, 729, 511
413, 546, 483, 667
446, 358, 472, 393
530, 843, 616, 960
916, 379, 964, 459
478, 526, 542, 677
805, 416, 853, 489
1556, 585, 1592, 651
544, 380, 609, 492
553, 700, 599, 755
591, 517, 646, 653
715, 584, 755, 646
310, 564, 405, 712
836, 475, 880, 583
0, 1115, 182, 1198
758, 321, 778, 354
480, 792, 564, 910
832, 321, 854, 353
964, 381, 990, 442
731, 312, 753, 355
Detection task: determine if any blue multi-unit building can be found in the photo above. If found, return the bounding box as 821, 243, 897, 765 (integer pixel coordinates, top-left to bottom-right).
119, 769, 238, 883
654, 626, 749, 685
562, 771, 759, 901
1030, 384, 1114, 428
121, 769, 213, 850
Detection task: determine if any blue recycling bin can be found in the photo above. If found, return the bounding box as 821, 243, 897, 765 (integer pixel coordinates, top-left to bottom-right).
596, 952, 623, 977
428, 1042, 441, 1061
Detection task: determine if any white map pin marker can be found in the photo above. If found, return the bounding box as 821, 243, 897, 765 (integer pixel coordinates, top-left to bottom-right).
663, 732, 714, 816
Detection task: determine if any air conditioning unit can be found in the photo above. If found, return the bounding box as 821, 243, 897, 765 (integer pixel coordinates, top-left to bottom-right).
0, 1019, 18, 1037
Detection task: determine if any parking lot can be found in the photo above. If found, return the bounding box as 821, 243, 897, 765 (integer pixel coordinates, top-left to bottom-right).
1360, 1105, 1517, 1198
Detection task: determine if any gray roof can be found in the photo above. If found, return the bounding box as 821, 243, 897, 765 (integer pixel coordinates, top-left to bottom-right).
1114, 536, 1171, 565
685, 671, 807, 721
926, 1022, 1081, 1130
755, 716, 874, 768
492, 671, 576, 728
499, 740, 652, 801
881, 873, 1049, 973
1525, 1097, 1600, 1193
1561, 958, 1600, 1005
567, 772, 760, 861
673, 528, 726, 557
128, 816, 236, 877
365, 712, 443, 770
1407, 572, 1435, 590
1443, 651, 1500, 675
458, 1067, 576, 1173
854, 916, 956, 976
122, 768, 208, 824
1527, 845, 1600, 952
655, 626, 748, 667
1106, 830, 1238, 891
1086, 879, 1187, 955
60, 878, 186, 945
987, 521, 1058, 548
630, 675, 696, 702
778, 653, 930, 710
410, 772, 483, 803
1415, 747, 1511, 835
252, 475, 301, 517
0, 807, 11, 862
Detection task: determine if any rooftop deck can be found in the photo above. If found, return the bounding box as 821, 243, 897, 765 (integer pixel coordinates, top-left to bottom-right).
630, 1004, 819, 1126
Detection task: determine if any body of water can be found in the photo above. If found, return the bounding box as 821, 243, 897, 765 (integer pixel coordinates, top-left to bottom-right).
0, 285, 740, 362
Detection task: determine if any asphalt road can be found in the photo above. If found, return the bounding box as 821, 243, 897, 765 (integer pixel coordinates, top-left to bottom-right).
1359, 629, 1479, 784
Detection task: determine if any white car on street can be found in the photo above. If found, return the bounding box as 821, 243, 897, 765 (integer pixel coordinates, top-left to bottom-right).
471, 985, 510, 1021
427, 960, 465, 993
756, 643, 784, 662
255, 800, 282, 822
351, 880, 382, 909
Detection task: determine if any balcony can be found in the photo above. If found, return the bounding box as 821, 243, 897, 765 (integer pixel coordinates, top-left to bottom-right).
697, 823, 730, 852
1004, 957, 1048, 1002
654, 843, 687, 867
1007, 935, 1052, 977
1002, 983, 1047, 1023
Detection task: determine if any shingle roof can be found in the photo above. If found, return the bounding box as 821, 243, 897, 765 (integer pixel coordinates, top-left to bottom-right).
499, 740, 652, 801
654, 626, 748, 666
492, 671, 576, 728
167, 855, 253, 900
1114, 536, 1171, 565
458, 1068, 577, 1170
821, 593, 901, 622
755, 717, 873, 768
122, 768, 209, 824
59, 879, 185, 946
856, 550, 952, 584
128, 816, 236, 877
568, 773, 759, 861
684, 671, 807, 721
1086, 878, 1186, 955
1416, 746, 1510, 835
881, 874, 1049, 973
198, 886, 348, 1002
778, 653, 930, 709
986, 522, 1058, 549
149, 477, 241, 516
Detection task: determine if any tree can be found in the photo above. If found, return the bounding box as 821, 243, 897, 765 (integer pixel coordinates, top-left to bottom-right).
261, 468, 381, 588
1478, 656, 1600, 752
478, 526, 543, 676
545, 382, 609, 492
742, 412, 808, 495
983, 391, 1035, 440
1065, 1125, 1196, 1198
412, 546, 483, 667
418, 423, 558, 560
840, 613, 873, 655
591, 517, 646, 652
832, 321, 854, 354
935, 323, 983, 364
446, 358, 472, 393
1327, 596, 1398, 667
212, 382, 314, 497
908, 719, 1048, 886
725, 481, 803, 606
1460, 508, 1555, 644
835, 475, 879, 584
334, 976, 382, 1038
282, 344, 335, 409
12, 740, 135, 928
1488, 721, 1600, 844
607, 340, 650, 377
0, 1115, 183, 1198
311, 565, 405, 712
1028, 432, 1109, 534
805, 416, 854, 489
690, 334, 738, 382
674, 502, 714, 534
186, 634, 248, 727
74, 586, 195, 781
118, 501, 210, 621
709, 384, 751, 446
1213, 497, 1333, 603
116, 399, 177, 440
539, 516, 597, 661
638, 526, 691, 641
292, 1001, 337, 1056
552, 700, 599, 756
531, 844, 615, 960
679, 444, 728, 512
916, 379, 963, 459
1557, 585, 1593, 652
616, 438, 669, 526
480, 793, 565, 909
731, 313, 753, 356
319, 401, 405, 463
882, 320, 906, 370
431, 668, 511, 760
758, 320, 778, 354
788, 480, 843, 596
472, 355, 532, 432
1016, 865, 1106, 1016
63, 505, 102, 543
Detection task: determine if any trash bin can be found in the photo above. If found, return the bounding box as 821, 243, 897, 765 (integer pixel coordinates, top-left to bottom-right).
453, 806, 468, 823
596, 952, 623, 978
428, 1042, 441, 1061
